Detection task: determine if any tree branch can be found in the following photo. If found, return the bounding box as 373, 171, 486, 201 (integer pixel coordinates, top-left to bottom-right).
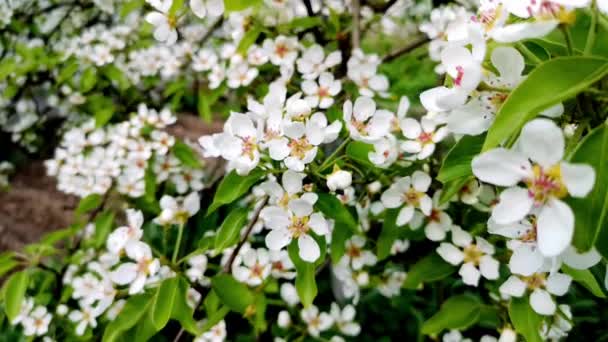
223, 196, 269, 273
351, 0, 361, 49
382, 35, 430, 62
363, 0, 398, 12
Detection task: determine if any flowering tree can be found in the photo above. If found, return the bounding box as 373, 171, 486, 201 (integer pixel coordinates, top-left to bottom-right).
2, 0, 608, 341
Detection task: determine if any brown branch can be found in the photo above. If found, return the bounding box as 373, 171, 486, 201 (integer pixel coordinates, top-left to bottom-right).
363, 0, 398, 12
222, 196, 269, 273
382, 35, 430, 62
351, 0, 361, 50
300, 0, 326, 44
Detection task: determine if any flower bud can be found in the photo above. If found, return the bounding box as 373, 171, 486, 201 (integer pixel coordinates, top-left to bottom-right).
367, 181, 382, 194
327, 166, 352, 191
277, 310, 291, 328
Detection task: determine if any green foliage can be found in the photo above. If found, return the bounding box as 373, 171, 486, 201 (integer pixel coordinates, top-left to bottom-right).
172, 140, 203, 169
508, 297, 543, 342
207, 169, 265, 214
288, 241, 317, 308
315, 193, 358, 262
75, 194, 103, 216
2, 271, 29, 322
214, 207, 249, 253
421, 295, 481, 335
211, 274, 255, 314
437, 134, 485, 184
402, 252, 456, 289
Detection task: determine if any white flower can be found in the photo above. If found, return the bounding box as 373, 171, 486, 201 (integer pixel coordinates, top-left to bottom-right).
263, 35, 299, 66
343, 96, 393, 143
472, 118, 595, 256
227, 62, 259, 88
263, 199, 329, 262
171, 168, 205, 194
378, 270, 407, 297
330, 303, 361, 336
145, 0, 178, 45
22, 306, 52, 336
437, 226, 499, 286
302, 72, 342, 109
259, 170, 317, 208
423, 191, 452, 241
155, 192, 200, 225
499, 272, 572, 316
232, 248, 272, 286
190, 0, 223, 18
68, 305, 102, 336
327, 166, 352, 192
381, 171, 433, 226
342, 236, 377, 270
391, 239, 410, 255
110, 241, 160, 294
296, 45, 341, 80
278, 310, 291, 328
301, 305, 334, 337
186, 254, 210, 286
488, 218, 544, 276
11, 298, 34, 325
192, 49, 218, 72
400, 117, 448, 159
195, 320, 226, 342
280, 282, 300, 306
347, 61, 389, 97
269, 250, 296, 279
107, 209, 144, 255
540, 304, 573, 340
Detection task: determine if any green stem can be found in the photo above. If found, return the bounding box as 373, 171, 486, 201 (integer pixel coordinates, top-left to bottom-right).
515, 42, 542, 64
172, 223, 184, 264
585, 1, 598, 55
318, 137, 351, 171
561, 26, 574, 55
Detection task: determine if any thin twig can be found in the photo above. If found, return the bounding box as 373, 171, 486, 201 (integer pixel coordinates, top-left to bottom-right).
172, 328, 185, 342
223, 196, 269, 273
363, 0, 398, 12
382, 35, 430, 62
200, 17, 223, 46
351, 0, 361, 50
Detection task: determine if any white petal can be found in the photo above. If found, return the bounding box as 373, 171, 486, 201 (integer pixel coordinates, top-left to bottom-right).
110, 263, 138, 285
265, 229, 292, 250
397, 205, 414, 226
537, 199, 574, 257
519, 118, 564, 168
437, 243, 464, 265
491, 187, 533, 224
499, 276, 526, 297
459, 262, 481, 286
562, 246, 601, 270
309, 213, 329, 235
289, 199, 313, 217
381, 188, 403, 208
412, 171, 431, 192
472, 149, 531, 186
479, 255, 499, 280
560, 162, 595, 198
546, 273, 572, 296
282, 170, 304, 195
509, 244, 544, 276
298, 235, 320, 262
530, 289, 556, 315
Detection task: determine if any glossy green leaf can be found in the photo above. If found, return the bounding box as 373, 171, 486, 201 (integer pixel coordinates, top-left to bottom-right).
102, 293, 152, 342
150, 277, 179, 329
198, 88, 212, 123
211, 274, 255, 314
437, 134, 485, 183
0, 254, 19, 278
3, 271, 29, 321
438, 176, 471, 205
57, 58, 79, 84
75, 194, 103, 216
315, 193, 357, 262
562, 264, 606, 298
421, 295, 481, 335
208, 169, 265, 214
92, 211, 114, 248
214, 207, 249, 253
172, 140, 202, 169
80, 67, 97, 92
377, 209, 400, 261
288, 241, 317, 307
346, 141, 376, 169
483, 56, 608, 151
508, 297, 543, 342
567, 123, 608, 254
402, 252, 456, 289
237, 25, 262, 55
171, 277, 201, 335
224, 0, 262, 12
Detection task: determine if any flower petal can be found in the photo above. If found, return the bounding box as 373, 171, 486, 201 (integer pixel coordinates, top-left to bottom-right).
537, 199, 574, 257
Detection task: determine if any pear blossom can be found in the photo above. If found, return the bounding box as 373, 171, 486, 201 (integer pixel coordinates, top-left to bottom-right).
145, 0, 178, 45
110, 241, 160, 294
21, 306, 52, 336
189, 0, 223, 19
302, 72, 342, 109
195, 320, 227, 342
263, 35, 299, 66
232, 248, 272, 286
381, 171, 433, 226
437, 226, 499, 286
227, 62, 259, 88
155, 192, 200, 225
499, 272, 572, 315
344, 96, 393, 143
259, 170, 318, 208
423, 191, 452, 241
342, 236, 377, 270
263, 198, 329, 262
68, 305, 102, 336
472, 119, 595, 256
378, 270, 407, 297
327, 166, 352, 192
400, 117, 448, 159
278, 310, 291, 328
107, 209, 144, 255
488, 218, 544, 276
269, 250, 296, 279
296, 45, 342, 80
330, 303, 361, 336
540, 304, 573, 339
301, 305, 334, 337
186, 254, 210, 285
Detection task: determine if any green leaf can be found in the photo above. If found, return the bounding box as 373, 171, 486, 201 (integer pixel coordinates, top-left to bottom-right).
201, 306, 230, 332
3, 271, 29, 321
103, 293, 153, 342
150, 277, 178, 329
287, 17, 323, 32
237, 25, 262, 55
315, 193, 357, 262
224, 0, 262, 12
402, 252, 456, 289
211, 274, 255, 314
121, 0, 145, 18
169, 0, 184, 16
567, 123, 608, 254
438, 176, 471, 205
330, 223, 353, 263
214, 207, 249, 253
198, 88, 212, 123
75, 194, 103, 216
483, 56, 608, 151
508, 297, 543, 342
376, 209, 400, 261
93, 211, 114, 248
171, 277, 201, 335
172, 140, 202, 169
57, 58, 79, 84
80, 67, 97, 92
421, 295, 481, 335
562, 264, 606, 298
103, 64, 131, 90
288, 241, 317, 307
437, 134, 485, 183
207, 169, 265, 214
0, 254, 19, 278
346, 141, 376, 169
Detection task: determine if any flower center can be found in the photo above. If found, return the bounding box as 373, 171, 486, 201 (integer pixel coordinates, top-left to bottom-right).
523, 273, 546, 290
241, 136, 258, 160
137, 258, 152, 274
454, 66, 465, 86
403, 188, 422, 206
317, 87, 329, 98
250, 263, 265, 279
346, 245, 362, 258
289, 216, 310, 238
275, 44, 289, 58
525, 164, 567, 204
418, 131, 434, 144
288, 137, 313, 159
463, 244, 483, 265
